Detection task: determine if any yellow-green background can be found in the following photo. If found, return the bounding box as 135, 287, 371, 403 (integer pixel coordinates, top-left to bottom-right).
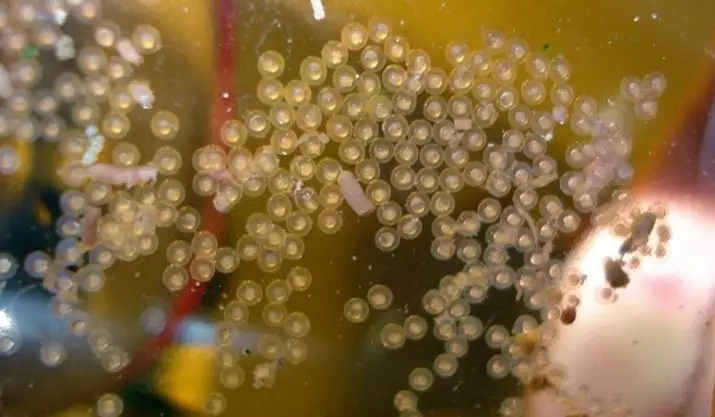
1, 0, 714, 416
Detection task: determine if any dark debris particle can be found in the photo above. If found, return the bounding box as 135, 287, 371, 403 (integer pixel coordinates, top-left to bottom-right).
561, 306, 577, 325
542, 43, 551, 52
526, 375, 552, 393
604, 257, 630, 288
620, 212, 657, 256
632, 212, 657, 241
618, 236, 634, 257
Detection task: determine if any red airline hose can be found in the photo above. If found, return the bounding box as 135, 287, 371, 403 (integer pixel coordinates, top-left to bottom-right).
120, 0, 237, 380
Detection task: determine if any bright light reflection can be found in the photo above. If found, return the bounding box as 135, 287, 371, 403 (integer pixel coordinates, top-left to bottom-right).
0, 309, 13, 331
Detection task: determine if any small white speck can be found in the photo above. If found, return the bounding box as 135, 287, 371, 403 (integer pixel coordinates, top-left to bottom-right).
222, 92, 229, 98
651, 12, 660, 20
633, 15, 640, 22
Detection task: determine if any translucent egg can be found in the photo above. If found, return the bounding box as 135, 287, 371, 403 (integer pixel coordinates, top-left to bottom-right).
286, 266, 312, 292
257, 333, 284, 360
77, 45, 108, 75
39, 341, 66, 367
422, 290, 447, 315
284, 311, 311, 338
445, 336, 469, 358
189, 256, 215, 282
375, 227, 400, 252
263, 279, 289, 304
153, 146, 183, 176
391, 165, 416, 191
300, 56, 327, 86
282, 338, 309, 364
261, 301, 288, 327
204, 393, 227, 416
257, 50, 285, 77
282, 234, 305, 260
257, 250, 283, 273
96, 393, 124, 417
344, 298, 370, 323
340, 22, 368, 50
485, 324, 509, 348
219, 119, 247, 148
321, 41, 348, 68
367, 17, 392, 43
433, 353, 458, 377
150, 110, 180, 140
169, 205, 198, 232
286, 212, 313, 237
393, 390, 418, 412
54, 72, 83, 103
220, 367, 246, 389
486, 354, 511, 379
317, 209, 343, 234
407, 367, 434, 392
380, 323, 406, 350
369, 139, 394, 164
107, 57, 133, 81
643, 71, 667, 98
458, 316, 484, 340
220, 301, 248, 325
392, 316, 424, 343
233, 281, 262, 307
360, 45, 387, 71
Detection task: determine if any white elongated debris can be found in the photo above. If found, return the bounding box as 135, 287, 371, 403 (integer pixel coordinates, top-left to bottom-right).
85, 164, 158, 188
310, 0, 326, 20
55, 34, 75, 61
82, 125, 105, 165
0, 64, 12, 99
81, 206, 101, 246
338, 170, 374, 216
116, 38, 143, 66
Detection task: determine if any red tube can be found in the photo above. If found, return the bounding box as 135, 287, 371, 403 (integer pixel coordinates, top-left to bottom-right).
120, 0, 237, 380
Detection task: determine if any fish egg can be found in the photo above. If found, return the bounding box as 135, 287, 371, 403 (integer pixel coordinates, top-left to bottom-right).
96, 393, 123, 417
262, 302, 287, 327
224, 301, 249, 324
380, 323, 406, 350
282, 338, 309, 364
343, 298, 370, 323
367, 284, 394, 310
433, 353, 458, 378
284, 311, 311, 338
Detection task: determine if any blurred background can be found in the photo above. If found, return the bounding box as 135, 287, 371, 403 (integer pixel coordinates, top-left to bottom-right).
1, 0, 714, 416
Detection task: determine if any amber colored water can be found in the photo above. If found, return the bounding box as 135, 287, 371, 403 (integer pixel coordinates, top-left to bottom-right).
1, 1, 714, 417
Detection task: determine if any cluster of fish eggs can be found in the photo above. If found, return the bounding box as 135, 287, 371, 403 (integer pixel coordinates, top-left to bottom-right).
0, 0, 176, 416
0, 2, 672, 416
